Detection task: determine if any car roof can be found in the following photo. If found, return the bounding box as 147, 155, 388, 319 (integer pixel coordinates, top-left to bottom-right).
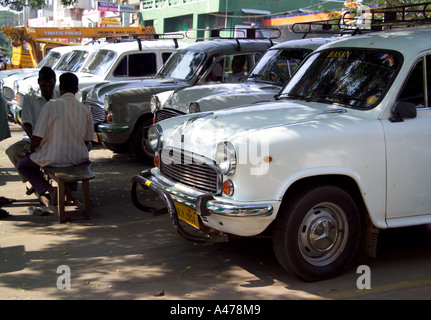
271, 37, 337, 50
48, 42, 107, 54
48, 45, 81, 53
179, 39, 274, 55
316, 27, 431, 59
93, 39, 181, 54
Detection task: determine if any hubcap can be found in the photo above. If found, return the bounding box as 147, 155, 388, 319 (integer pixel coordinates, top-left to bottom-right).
298, 203, 348, 266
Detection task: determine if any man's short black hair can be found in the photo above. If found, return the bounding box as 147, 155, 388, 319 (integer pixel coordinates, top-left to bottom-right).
38, 66, 56, 82
59, 72, 79, 93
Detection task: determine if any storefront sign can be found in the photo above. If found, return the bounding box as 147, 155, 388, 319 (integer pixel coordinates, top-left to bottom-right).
98, 1, 118, 12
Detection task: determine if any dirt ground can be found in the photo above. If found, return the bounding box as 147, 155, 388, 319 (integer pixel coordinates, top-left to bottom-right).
0, 122, 321, 301
2, 122, 431, 303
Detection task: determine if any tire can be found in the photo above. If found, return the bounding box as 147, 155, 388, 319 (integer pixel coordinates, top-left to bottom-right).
130, 117, 155, 165
273, 184, 361, 281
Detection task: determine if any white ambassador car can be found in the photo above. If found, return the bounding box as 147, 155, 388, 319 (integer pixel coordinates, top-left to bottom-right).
1, 45, 78, 103
14, 40, 178, 100
4, 44, 105, 124
131, 26, 431, 281
151, 37, 334, 122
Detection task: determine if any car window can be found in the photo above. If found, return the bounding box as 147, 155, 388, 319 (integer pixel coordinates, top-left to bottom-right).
248, 49, 312, 86
205, 53, 255, 83
281, 49, 402, 109
158, 50, 206, 80
37, 50, 62, 68
162, 52, 172, 64
82, 50, 117, 75
113, 56, 127, 76
129, 53, 157, 76
398, 55, 431, 108
55, 50, 90, 72
113, 53, 157, 77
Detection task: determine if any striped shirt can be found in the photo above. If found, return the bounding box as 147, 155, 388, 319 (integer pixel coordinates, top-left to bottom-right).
30, 93, 95, 167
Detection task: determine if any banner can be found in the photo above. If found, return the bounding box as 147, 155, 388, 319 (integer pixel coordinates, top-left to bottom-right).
98, 1, 118, 12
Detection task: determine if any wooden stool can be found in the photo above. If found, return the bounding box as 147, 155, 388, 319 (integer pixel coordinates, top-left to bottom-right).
42, 164, 95, 223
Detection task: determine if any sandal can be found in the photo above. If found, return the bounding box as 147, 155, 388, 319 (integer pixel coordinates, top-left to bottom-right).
0, 196, 16, 206
26, 186, 35, 195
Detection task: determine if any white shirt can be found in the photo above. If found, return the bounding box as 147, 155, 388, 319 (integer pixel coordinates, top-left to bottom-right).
30, 93, 95, 167
20, 89, 60, 142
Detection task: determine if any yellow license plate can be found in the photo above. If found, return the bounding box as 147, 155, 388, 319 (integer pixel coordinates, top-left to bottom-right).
175, 201, 200, 229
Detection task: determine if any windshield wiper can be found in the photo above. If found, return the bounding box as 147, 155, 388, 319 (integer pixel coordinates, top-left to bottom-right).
275, 93, 310, 101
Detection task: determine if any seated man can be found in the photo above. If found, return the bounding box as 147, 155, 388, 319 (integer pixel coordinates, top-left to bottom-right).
0, 92, 12, 218
17, 73, 95, 205
6, 67, 59, 195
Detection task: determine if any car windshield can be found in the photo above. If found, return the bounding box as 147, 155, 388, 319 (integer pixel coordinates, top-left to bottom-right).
279, 49, 401, 109
158, 50, 205, 81
247, 48, 312, 86
81, 49, 117, 75
55, 50, 91, 72
37, 50, 62, 68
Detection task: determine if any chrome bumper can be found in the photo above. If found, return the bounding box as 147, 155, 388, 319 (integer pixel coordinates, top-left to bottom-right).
130, 169, 273, 243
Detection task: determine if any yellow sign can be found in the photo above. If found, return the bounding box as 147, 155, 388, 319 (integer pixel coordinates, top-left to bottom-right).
101, 18, 119, 25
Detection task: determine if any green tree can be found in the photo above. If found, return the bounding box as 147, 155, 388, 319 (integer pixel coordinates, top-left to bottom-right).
0, 10, 18, 57
0, 0, 76, 11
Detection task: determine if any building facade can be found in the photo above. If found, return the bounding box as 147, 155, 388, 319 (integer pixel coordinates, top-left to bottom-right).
23, 0, 348, 32
140, 0, 342, 33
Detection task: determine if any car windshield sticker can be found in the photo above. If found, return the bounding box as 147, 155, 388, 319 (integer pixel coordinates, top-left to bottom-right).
327, 51, 352, 58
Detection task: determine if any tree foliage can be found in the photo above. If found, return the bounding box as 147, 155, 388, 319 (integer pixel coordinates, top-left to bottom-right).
0, 0, 76, 11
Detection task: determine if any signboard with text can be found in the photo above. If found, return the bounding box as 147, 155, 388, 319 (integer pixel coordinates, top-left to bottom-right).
98, 1, 118, 12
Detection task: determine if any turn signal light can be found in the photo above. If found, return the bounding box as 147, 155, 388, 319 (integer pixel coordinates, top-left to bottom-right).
153, 155, 159, 168
222, 179, 234, 196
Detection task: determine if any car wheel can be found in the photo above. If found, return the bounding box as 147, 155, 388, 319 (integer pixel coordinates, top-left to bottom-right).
273, 184, 361, 281
130, 117, 155, 165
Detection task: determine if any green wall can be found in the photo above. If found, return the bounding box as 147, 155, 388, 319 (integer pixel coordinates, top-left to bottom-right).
140, 0, 342, 34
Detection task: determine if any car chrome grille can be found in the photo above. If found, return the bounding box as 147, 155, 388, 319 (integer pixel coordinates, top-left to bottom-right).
155, 108, 185, 122
160, 147, 220, 194
85, 101, 105, 123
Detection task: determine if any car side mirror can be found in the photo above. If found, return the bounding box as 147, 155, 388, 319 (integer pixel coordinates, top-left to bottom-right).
389, 101, 417, 122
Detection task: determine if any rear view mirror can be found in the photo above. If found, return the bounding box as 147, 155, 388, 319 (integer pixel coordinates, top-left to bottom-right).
390, 101, 417, 122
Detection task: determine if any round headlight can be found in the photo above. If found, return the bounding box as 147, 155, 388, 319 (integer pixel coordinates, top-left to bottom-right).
216, 141, 236, 175
189, 102, 200, 114
147, 124, 163, 151
150, 95, 160, 113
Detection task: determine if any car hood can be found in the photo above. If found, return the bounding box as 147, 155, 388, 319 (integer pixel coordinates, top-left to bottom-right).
0, 68, 37, 81
85, 77, 186, 104
2, 70, 39, 88
72, 72, 105, 87
158, 100, 361, 158
166, 82, 281, 113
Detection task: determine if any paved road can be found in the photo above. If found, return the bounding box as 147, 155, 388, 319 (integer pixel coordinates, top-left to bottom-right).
1, 122, 431, 301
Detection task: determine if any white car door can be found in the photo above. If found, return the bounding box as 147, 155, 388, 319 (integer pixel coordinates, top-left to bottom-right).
383, 54, 431, 223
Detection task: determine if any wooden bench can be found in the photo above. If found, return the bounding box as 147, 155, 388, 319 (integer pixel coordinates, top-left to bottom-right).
41, 164, 95, 223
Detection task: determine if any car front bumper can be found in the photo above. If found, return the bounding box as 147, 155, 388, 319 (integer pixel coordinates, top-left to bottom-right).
130, 168, 277, 243
97, 123, 132, 144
